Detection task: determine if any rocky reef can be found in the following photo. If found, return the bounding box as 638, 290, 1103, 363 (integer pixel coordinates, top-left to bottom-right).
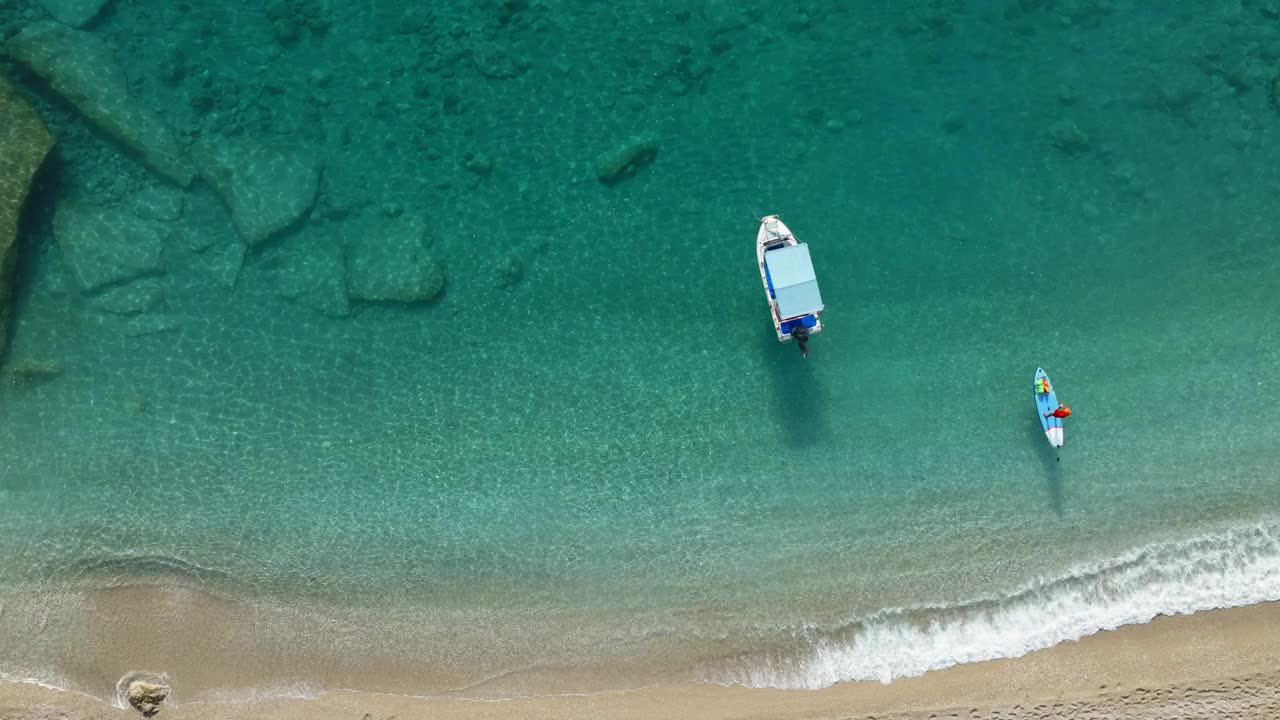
37, 0, 114, 27
7, 22, 193, 186
0, 74, 55, 361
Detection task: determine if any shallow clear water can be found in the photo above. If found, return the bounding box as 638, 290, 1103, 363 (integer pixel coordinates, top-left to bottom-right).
1, 0, 1279, 701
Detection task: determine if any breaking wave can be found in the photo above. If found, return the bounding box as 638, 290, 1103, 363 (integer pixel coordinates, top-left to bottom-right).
710, 517, 1280, 689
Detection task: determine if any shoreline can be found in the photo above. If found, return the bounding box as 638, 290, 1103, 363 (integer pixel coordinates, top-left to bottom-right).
5, 600, 1280, 719
4, 515, 1277, 703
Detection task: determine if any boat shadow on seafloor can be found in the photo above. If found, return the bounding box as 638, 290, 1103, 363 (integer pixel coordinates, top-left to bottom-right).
1031, 416, 1065, 517
761, 328, 828, 450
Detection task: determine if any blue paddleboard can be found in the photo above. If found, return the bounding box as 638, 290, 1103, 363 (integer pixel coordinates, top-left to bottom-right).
1034, 368, 1063, 448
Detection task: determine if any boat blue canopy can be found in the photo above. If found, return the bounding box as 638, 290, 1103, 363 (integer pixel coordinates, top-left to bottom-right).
764, 244, 823, 319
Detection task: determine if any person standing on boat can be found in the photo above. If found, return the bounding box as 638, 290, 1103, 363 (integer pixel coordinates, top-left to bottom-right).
792, 324, 810, 358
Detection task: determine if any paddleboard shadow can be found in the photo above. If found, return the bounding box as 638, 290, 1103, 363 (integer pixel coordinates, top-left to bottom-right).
1030, 415, 1065, 517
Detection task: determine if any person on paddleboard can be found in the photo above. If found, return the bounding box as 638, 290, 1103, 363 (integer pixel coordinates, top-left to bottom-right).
792, 324, 810, 358
1045, 403, 1071, 419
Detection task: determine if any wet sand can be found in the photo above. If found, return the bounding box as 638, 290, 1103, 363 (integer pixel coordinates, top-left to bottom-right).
4, 600, 1280, 719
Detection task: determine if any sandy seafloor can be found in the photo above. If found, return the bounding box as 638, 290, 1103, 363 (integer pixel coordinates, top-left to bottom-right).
1, 0, 1280, 717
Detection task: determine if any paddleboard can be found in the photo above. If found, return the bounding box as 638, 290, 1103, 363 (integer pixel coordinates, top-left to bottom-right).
1034, 367, 1064, 448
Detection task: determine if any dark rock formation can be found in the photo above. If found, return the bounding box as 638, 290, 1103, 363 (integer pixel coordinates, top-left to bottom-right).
0, 74, 55, 361
7, 23, 194, 186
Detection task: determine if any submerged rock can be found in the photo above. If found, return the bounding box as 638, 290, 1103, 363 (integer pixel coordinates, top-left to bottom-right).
258, 232, 349, 317
126, 680, 168, 716
4, 358, 62, 387
130, 185, 185, 222
346, 215, 445, 304
38, 0, 114, 27
54, 202, 167, 292
595, 135, 658, 185
7, 23, 194, 186
0, 73, 55, 361
194, 136, 320, 246
1047, 119, 1090, 156
493, 253, 524, 288
185, 240, 245, 290
265, 0, 333, 44
115, 313, 181, 338
89, 277, 164, 315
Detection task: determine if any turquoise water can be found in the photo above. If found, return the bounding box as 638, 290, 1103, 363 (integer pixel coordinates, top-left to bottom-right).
1, 0, 1280, 702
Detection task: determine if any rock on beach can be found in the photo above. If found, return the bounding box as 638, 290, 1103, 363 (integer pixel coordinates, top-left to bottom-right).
126, 680, 168, 716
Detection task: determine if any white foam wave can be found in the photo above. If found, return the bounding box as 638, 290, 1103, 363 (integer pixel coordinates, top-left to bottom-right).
712, 518, 1280, 689
0, 670, 73, 693
188, 679, 327, 704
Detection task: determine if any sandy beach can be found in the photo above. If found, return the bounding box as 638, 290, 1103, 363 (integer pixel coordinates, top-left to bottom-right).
3, 600, 1279, 720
